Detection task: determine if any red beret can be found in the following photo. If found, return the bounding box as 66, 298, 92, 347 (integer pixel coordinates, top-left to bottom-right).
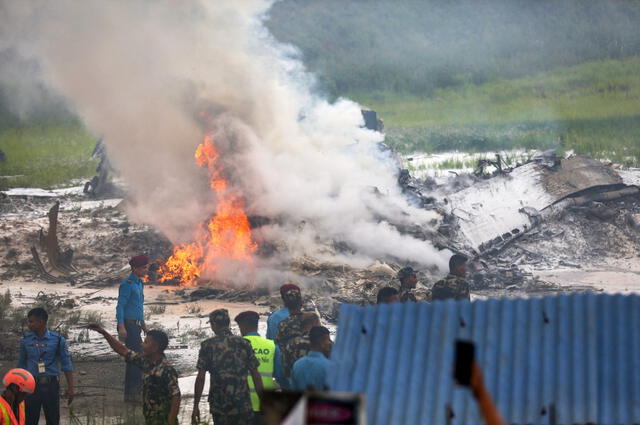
129, 254, 149, 268
280, 283, 300, 296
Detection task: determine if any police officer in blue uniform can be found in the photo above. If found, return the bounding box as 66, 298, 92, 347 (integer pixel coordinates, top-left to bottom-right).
116, 254, 149, 402
290, 326, 332, 391
18, 308, 75, 425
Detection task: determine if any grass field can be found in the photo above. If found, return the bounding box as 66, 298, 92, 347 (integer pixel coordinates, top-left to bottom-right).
352, 57, 640, 165
0, 125, 97, 188
1, 58, 638, 190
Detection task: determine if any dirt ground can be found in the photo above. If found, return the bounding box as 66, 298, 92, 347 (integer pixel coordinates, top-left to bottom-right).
0, 278, 272, 423
2, 173, 640, 423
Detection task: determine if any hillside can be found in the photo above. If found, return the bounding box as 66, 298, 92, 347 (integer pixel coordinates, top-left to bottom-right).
267, 0, 640, 96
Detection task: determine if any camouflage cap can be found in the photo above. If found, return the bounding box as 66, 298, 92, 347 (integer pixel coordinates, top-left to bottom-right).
280, 283, 301, 297
280, 283, 302, 302
397, 266, 416, 280
208, 309, 230, 325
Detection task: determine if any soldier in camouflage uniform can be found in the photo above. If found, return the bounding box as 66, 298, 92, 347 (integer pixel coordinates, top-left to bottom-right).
88, 325, 181, 425
273, 286, 304, 378
192, 309, 264, 425
432, 254, 471, 301
398, 266, 418, 302
276, 313, 320, 380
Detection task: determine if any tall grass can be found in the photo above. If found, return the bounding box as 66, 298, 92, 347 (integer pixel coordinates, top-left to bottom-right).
355, 58, 640, 166
0, 125, 97, 188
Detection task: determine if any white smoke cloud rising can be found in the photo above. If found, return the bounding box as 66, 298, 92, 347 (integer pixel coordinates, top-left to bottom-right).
0, 0, 448, 278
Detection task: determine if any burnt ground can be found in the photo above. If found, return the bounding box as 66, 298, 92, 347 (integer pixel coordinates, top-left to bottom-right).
2, 184, 640, 316
2, 178, 640, 422
0, 192, 173, 286
474, 194, 640, 294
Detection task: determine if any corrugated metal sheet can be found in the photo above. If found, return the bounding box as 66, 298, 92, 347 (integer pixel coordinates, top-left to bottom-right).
327, 293, 640, 425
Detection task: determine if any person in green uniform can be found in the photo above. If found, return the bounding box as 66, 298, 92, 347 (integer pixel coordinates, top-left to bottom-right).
397, 266, 419, 302
432, 254, 471, 301
88, 325, 180, 425
192, 309, 264, 425
275, 311, 320, 380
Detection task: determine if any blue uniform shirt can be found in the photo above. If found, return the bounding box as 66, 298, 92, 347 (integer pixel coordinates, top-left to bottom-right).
266, 307, 289, 340
291, 351, 330, 391
18, 330, 74, 377
116, 273, 145, 324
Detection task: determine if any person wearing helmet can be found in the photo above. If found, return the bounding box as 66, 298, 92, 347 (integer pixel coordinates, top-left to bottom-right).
1, 368, 35, 425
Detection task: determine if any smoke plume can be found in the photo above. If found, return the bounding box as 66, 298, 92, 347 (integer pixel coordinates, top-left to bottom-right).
0, 0, 448, 279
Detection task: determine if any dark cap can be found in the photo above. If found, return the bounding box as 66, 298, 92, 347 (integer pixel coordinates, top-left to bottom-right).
280, 283, 301, 297
234, 310, 260, 324
129, 254, 149, 268
209, 309, 230, 325
397, 266, 416, 280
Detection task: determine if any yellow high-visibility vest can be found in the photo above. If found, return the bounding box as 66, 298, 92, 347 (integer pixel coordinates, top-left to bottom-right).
244, 334, 277, 412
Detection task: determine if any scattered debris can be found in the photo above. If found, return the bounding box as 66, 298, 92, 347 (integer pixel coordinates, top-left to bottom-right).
445, 155, 639, 255
1, 152, 639, 326
30, 246, 69, 284
38, 202, 78, 274
83, 138, 123, 198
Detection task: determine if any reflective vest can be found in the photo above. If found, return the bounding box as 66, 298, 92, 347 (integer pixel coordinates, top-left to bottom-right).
244, 334, 276, 412
0, 396, 25, 425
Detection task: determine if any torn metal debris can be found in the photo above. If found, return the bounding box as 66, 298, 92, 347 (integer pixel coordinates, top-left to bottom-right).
444, 155, 640, 255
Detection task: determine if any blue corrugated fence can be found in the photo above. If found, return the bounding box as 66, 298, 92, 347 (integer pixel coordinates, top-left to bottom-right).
327, 293, 640, 425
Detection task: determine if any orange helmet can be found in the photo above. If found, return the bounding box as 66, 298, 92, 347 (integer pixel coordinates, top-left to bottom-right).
2, 369, 35, 394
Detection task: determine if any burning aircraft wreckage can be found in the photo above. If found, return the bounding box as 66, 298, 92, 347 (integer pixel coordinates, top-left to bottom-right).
2, 138, 640, 322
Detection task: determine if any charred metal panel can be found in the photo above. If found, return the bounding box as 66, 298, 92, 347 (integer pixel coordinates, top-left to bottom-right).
541, 156, 621, 198
446, 162, 555, 251
328, 293, 640, 425
447, 157, 632, 252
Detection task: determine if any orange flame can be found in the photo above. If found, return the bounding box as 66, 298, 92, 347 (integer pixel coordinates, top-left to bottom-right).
159, 134, 257, 285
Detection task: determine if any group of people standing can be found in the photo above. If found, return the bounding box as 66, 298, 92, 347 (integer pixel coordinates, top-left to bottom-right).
1, 308, 75, 425
109, 255, 333, 425
1, 252, 471, 425
377, 254, 471, 304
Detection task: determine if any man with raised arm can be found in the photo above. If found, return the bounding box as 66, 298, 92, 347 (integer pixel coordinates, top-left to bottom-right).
88, 324, 180, 425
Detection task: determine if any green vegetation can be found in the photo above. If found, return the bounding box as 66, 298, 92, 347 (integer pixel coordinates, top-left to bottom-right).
0, 124, 97, 188
353, 58, 640, 165
266, 0, 640, 165
0, 0, 638, 187
406, 151, 535, 173
268, 0, 640, 96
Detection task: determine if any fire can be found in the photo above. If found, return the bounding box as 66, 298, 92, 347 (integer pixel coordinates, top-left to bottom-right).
159, 134, 257, 285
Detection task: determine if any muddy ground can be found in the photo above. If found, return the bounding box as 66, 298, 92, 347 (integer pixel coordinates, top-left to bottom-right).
2, 175, 640, 422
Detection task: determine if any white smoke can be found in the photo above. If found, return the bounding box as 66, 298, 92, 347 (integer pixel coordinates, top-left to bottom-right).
0, 0, 448, 278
